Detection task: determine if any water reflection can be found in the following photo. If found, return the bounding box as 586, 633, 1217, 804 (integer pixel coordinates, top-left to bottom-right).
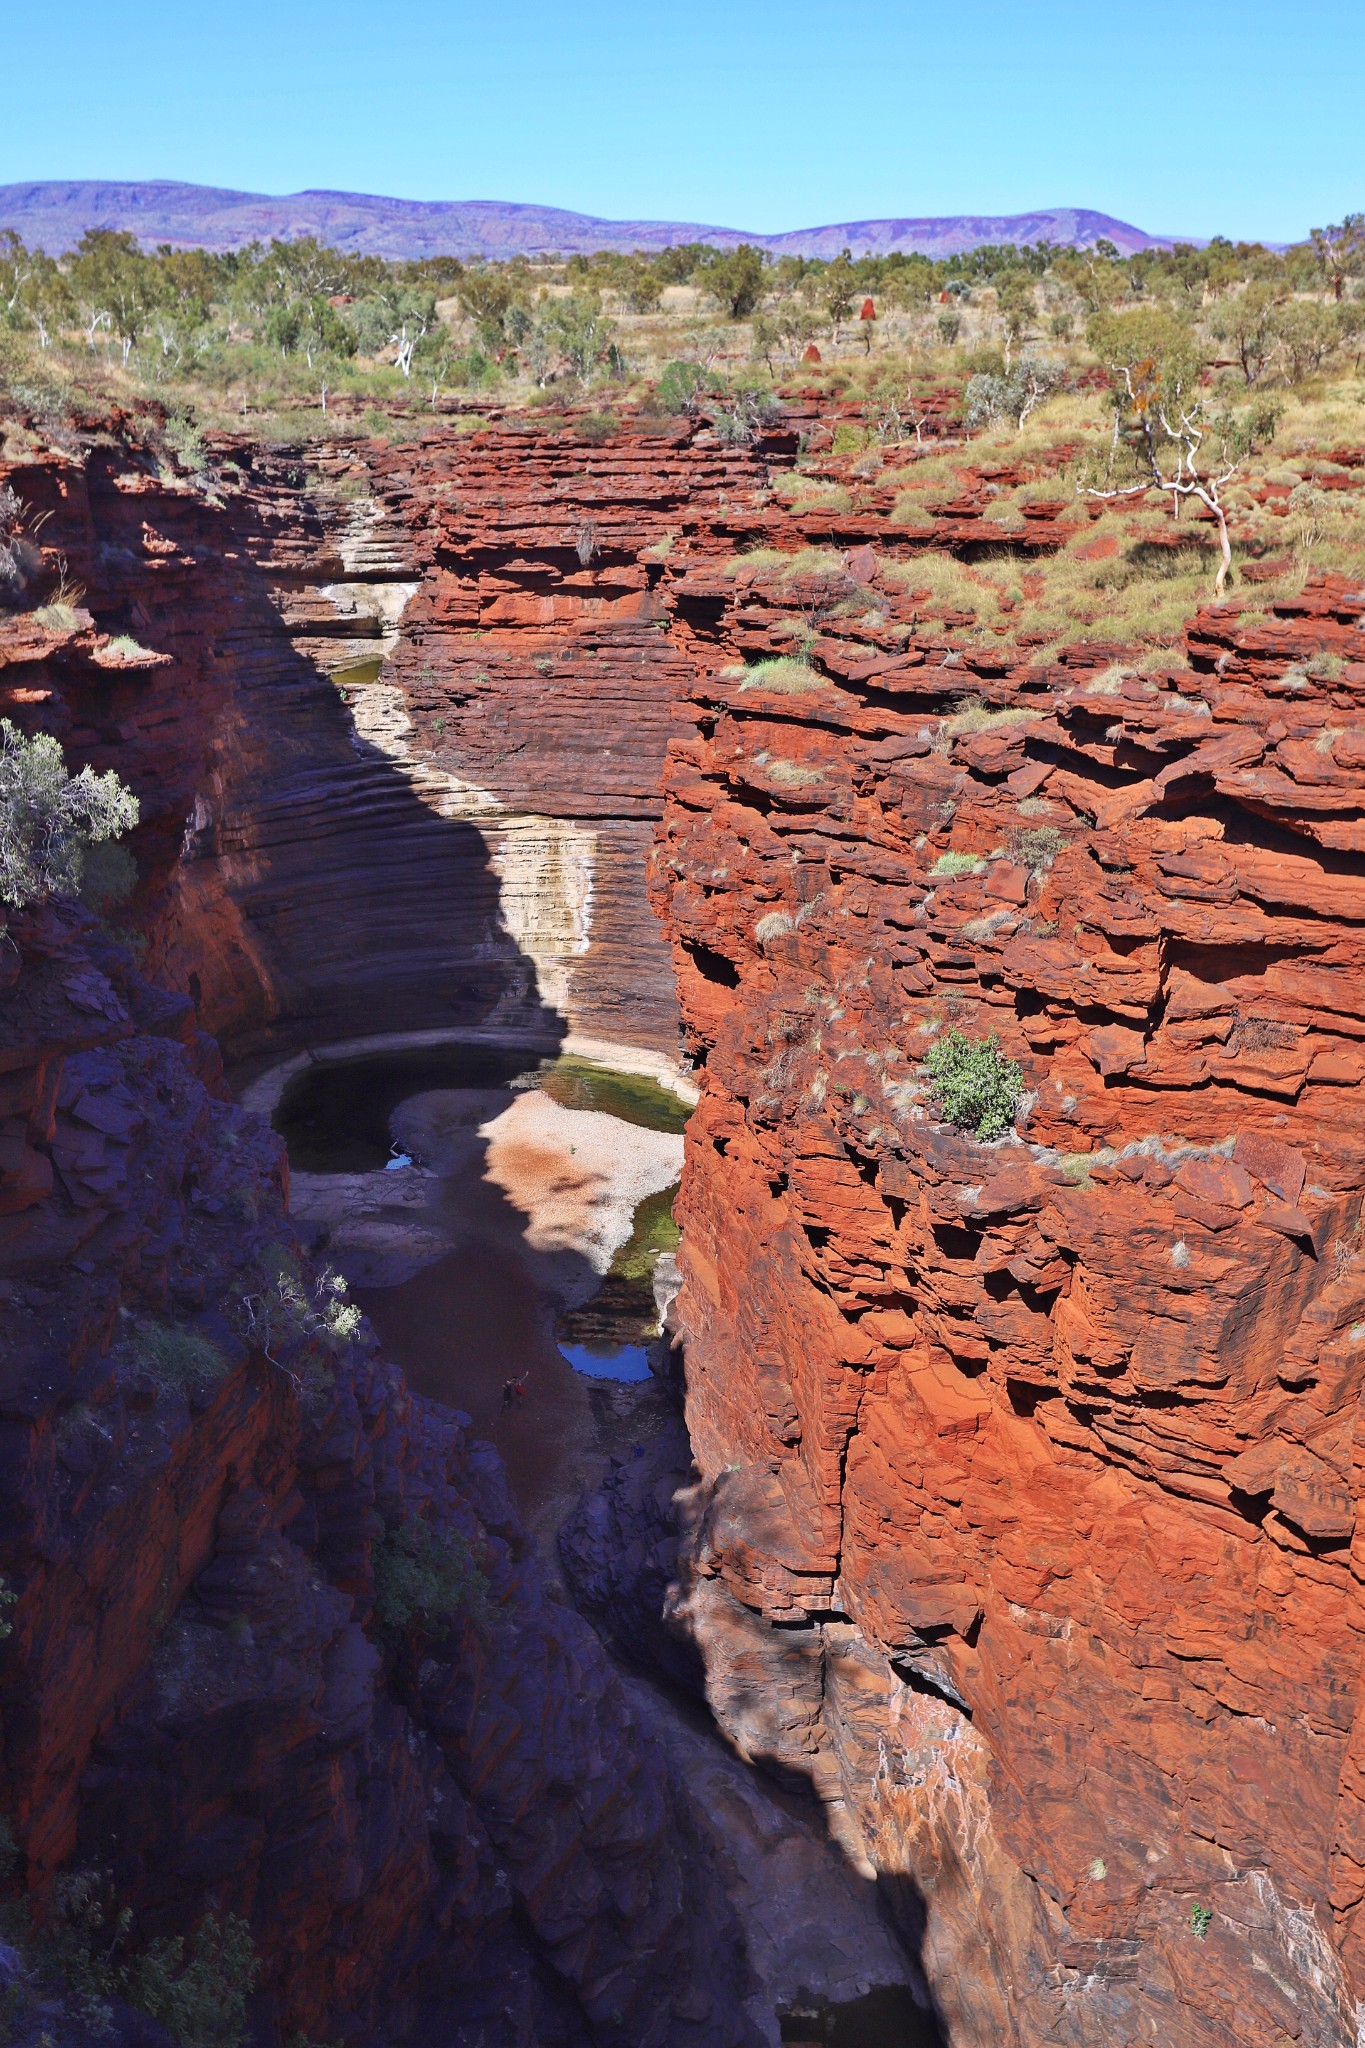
558, 1340, 654, 1382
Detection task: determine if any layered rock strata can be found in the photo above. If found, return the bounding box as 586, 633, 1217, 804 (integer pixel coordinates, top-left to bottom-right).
0, 414, 783, 1062
651, 538, 1365, 2045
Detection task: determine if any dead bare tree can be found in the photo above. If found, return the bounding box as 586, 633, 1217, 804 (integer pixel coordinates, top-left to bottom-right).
1080, 357, 1238, 596
388, 315, 428, 378
1310, 214, 1365, 303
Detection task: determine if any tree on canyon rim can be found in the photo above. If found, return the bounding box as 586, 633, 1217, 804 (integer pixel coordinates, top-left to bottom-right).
700, 244, 767, 320
1311, 213, 1365, 301
1078, 308, 1266, 596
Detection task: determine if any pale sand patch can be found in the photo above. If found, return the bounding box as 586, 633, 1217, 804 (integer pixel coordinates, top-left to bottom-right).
476, 1090, 682, 1274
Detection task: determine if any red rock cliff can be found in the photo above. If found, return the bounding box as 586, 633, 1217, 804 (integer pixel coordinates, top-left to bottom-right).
651, 494, 1365, 2043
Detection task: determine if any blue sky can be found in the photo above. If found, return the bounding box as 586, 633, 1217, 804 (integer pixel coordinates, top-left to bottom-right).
2, 0, 1359, 244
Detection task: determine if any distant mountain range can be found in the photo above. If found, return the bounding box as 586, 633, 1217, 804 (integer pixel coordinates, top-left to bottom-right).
0, 181, 1192, 260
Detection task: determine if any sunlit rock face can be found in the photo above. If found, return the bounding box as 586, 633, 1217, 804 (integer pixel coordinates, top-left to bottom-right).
649, 533, 1365, 2043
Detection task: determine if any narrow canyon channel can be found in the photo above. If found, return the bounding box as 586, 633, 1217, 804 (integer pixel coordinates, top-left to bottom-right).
241, 1036, 938, 2045
245, 1041, 692, 1533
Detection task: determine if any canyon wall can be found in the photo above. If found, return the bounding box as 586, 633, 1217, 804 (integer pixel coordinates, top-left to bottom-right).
0, 414, 771, 2045
650, 492, 1365, 2042
1, 411, 788, 1067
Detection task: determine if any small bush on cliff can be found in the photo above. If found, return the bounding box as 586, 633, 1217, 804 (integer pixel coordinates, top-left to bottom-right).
42, 1869, 132, 2033
132, 1321, 229, 1394
574, 409, 618, 443
236, 1249, 360, 1391
1007, 825, 1067, 872
0, 720, 139, 912
964, 356, 1064, 433
923, 1029, 1024, 1140
372, 1517, 488, 1636
133, 1913, 258, 2048
79, 837, 138, 910
653, 359, 709, 415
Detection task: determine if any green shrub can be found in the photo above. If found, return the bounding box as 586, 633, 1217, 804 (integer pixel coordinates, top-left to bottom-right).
1007, 825, 1066, 871
710, 389, 782, 445
133, 1914, 258, 2048
932, 850, 985, 877
654, 359, 708, 414
162, 411, 207, 473
43, 1872, 128, 2031
372, 1518, 488, 1635
237, 1250, 360, 1381
923, 1029, 1023, 1140
1189, 1903, 1213, 1939
79, 837, 138, 909
35, 1867, 256, 2048
574, 410, 618, 443
0, 720, 139, 911
698, 244, 767, 319
132, 1321, 229, 1393
964, 356, 1063, 432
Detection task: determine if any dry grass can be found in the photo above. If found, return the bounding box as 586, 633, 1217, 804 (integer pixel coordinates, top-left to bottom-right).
882, 454, 971, 493
883, 555, 1014, 623
889, 496, 938, 529
724, 545, 846, 581
770, 472, 854, 514
738, 656, 824, 692
945, 699, 1039, 735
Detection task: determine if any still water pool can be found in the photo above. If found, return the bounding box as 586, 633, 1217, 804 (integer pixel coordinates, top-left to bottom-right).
557, 1341, 654, 1382
276, 1045, 689, 1174
273, 1045, 688, 1409
780, 1985, 944, 2046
